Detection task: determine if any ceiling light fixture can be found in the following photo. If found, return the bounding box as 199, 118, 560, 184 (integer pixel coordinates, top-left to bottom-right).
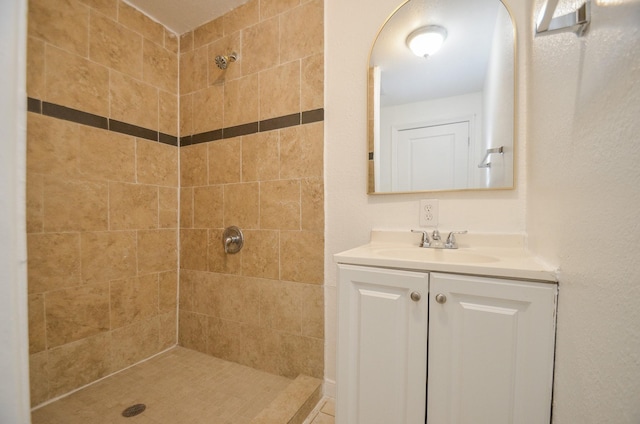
406, 25, 448, 58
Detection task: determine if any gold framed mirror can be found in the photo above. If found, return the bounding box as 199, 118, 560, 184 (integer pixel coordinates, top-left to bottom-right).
368, 0, 516, 194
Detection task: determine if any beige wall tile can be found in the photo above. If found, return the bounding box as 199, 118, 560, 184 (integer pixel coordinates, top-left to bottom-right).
159, 311, 177, 349
111, 316, 160, 370
277, 333, 323, 378
180, 144, 208, 187
45, 45, 110, 117
279, 0, 323, 63
259, 61, 300, 120
44, 177, 108, 232
81, 231, 137, 283
241, 230, 280, 279
77, 126, 136, 183
27, 37, 45, 99
280, 231, 323, 284
137, 230, 178, 274
110, 71, 159, 131
180, 46, 208, 95
180, 229, 208, 271
45, 283, 110, 348
137, 139, 179, 186
110, 274, 159, 328
159, 186, 178, 229
180, 187, 194, 228
260, 280, 302, 333
80, 0, 117, 18
89, 11, 143, 79
193, 84, 224, 134
223, 73, 259, 127
280, 122, 323, 179
300, 284, 323, 338
208, 138, 241, 184
47, 333, 112, 398
178, 270, 196, 312
260, 180, 301, 230
242, 131, 280, 182
238, 323, 280, 374
260, 0, 300, 20
27, 114, 79, 178
301, 177, 324, 231
165, 30, 179, 53
223, 183, 260, 229
159, 271, 178, 313
180, 93, 194, 136
109, 182, 158, 230
29, 0, 89, 57
178, 310, 208, 353
180, 31, 194, 54
159, 90, 178, 136
207, 32, 242, 84
26, 174, 44, 233
29, 351, 49, 406
207, 229, 242, 274
191, 272, 221, 316
29, 294, 46, 354
241, 17, 279, 76
301, 53, 324, 111
117, 1, 164, 45
193, 185, 224, 228
28, 232, 81, 294
143, 39, 178, 94
206, 316, 241, 362
224, 0, 259, 34
193, 17, 224, 49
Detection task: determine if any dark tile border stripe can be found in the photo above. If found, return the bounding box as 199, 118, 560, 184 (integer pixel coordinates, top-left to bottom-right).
27, 98, 323, 149
43, 102, 108, 130
260, 113, 300, 132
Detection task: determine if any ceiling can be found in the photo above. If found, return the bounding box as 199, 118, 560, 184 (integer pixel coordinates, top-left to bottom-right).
125, 0, 249, 34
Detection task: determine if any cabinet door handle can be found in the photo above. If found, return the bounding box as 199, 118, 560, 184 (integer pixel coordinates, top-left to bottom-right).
435, 293, 447, 304
410, 291, 422, 301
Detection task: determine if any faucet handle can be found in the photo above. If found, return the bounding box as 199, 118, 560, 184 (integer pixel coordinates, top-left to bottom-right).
444, 230, 468, 249
411, 229, 431, 247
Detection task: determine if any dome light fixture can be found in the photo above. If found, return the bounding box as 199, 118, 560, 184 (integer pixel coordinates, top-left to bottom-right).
406, 25, 448, 58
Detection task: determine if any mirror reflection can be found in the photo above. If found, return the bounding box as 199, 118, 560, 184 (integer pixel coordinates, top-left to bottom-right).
368, 0, 515, 194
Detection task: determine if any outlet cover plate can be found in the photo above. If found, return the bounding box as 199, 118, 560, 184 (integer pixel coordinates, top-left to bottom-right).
419, 199, 439, 227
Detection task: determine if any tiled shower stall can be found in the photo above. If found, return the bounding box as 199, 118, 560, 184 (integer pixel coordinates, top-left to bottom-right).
26, 0, 325, 411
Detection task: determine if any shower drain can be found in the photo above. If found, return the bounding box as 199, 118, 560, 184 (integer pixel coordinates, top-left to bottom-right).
122, 403, 146, 417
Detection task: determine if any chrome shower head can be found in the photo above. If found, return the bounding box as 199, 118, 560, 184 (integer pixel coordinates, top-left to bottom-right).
215, 52, 237, 70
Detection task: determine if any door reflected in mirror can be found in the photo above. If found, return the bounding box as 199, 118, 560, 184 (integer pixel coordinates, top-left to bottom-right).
368, 0, 516, 194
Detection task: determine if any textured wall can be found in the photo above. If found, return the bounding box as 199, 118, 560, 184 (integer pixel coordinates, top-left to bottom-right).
26, 0, 179, 406
526, 1, 640, 422
177, 0, 325, 379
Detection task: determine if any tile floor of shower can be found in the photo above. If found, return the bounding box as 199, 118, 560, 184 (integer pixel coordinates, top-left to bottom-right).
31, 347, 335, 424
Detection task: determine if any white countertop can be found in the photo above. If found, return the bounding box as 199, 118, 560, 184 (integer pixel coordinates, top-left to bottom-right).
334, 230, 558, 282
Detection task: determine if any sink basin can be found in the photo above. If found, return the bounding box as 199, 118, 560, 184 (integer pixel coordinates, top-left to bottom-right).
373, 247, 499, 264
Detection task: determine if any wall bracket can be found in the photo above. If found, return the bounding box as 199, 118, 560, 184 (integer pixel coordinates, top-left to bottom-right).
535, 0, 591, 37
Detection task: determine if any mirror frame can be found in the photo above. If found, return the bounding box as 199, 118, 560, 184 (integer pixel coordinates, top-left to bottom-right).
367, 0, 518, 195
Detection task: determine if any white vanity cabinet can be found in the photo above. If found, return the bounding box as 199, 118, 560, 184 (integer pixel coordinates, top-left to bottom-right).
427, 273, 557, 424
336, 264, 429, 424
336, 264, 558, 424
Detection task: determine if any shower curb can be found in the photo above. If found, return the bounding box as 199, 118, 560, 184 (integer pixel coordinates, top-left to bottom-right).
251, 374, 323, 424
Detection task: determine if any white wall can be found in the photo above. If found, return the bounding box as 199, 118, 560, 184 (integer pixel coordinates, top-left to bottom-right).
527, 1, 640, 422
325, 0, 528, 394
0, 0, 32, 422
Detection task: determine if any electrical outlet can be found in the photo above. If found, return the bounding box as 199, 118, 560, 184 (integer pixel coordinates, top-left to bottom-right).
419, 199, 439, 227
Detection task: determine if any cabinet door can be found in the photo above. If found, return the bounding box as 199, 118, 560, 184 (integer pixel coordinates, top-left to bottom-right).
427, 273, 557, 424
337, 264, 429, 424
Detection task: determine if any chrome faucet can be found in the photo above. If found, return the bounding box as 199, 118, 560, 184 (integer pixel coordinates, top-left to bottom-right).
412, 229, 467, 249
